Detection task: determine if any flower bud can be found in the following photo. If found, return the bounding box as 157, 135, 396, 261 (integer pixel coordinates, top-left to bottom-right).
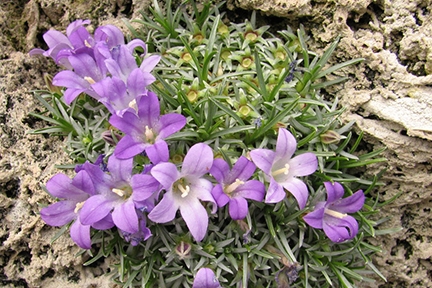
175, 240, 192, 259
320, 130, 341, 144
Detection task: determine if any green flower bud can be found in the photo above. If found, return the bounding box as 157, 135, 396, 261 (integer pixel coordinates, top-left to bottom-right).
320, 130, 342, 144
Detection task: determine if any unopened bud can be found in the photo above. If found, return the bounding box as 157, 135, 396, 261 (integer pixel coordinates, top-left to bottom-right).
320, 130, 341, 144
175, 241, 192, 259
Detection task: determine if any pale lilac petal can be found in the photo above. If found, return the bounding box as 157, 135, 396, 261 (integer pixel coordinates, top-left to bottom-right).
209, 158, 230, 183
127, 68, 149, 99
303, 202, 326, 229
131, 174, 160, 202
331, 190, 365, 213
193, 268, 221, 288
151, 162, 178, 189
323, 214, 359, 242
234, 180, 265, 202
228, 197, 248, 220
64, 88, 86, 104
265, 177, 285, 203
79, 195, 115, 225
81, 162, 112, 193
68, 26, 92, 49
281, 177, 309, 209
112, 200, 139, 234
92, 214, 115, 230
70, 219, 92, 249
148, 192, 178, 223
250, 149, 275, 174
145, 140, 169, 164
137, 92, 160, 126
211, 184, 230, 207
29, 48, 45, 56
43, 30, 71, 49
107, 155, 133, 183
92, 77, 127, 111
68, 53, 102, 81
109, 112, 143, 135
72, 170, 95, 196
227, 156, 256, 183
275, 128, 297, 160
106, 45, 137, 82
140, 55, 161, 72
157, 113, 187, 139
288, 152, 317, 177
40, 201, 76, 226
179, 198, 208, 241
66, 19, 91, 36
127, 39, 147, 54
325, 182, 345, 203
94, 25, 125, 47
181, 143, 213, 176
114, 135, 147, 159
46, 173, 85, 200
189, 178, 214, 204
52, 70, 89, 89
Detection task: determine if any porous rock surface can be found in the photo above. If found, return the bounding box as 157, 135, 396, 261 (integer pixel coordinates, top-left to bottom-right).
1, 0, 431, 287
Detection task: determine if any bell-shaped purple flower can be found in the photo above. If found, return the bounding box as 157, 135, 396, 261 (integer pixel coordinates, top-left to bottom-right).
192, 268, 221, 288
40, 170, 98, 249
210, 156, 265, 220
109, 91, 186, 164
79, 155, 160, 234
148, 143, 216, 242
303, 182, 365, 243
250, 128, 317, 208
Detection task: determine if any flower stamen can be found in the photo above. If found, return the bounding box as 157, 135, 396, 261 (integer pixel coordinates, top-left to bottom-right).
74, 201, 85, 213
324, 208, 347, 219
272, 164, 290, 177
84, 76, 96, 84
225, 179, 245, 194
178, 184, 190, 198
145, 126, 155, 142
112, 188, 125, 197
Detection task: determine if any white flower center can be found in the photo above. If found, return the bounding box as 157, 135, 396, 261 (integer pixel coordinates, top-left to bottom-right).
84, 76, 96, 84
177, 183, 190, 198
145, 126, 155, 143
224, 179, 245, 194
74, 201, 85, 213
272, 163, 290, 177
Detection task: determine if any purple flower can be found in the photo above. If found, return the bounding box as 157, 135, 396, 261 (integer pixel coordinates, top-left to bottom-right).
79, 155, 160, 234
250, 128, 317, 208
303, 182, 365, 243
109, 91, 186, 164
148, 143, 216, 242
210, 156, 265, 220
40, 170, 99, 249
29, 20, 92, 66
52, 52, 106, 104
120, 210, 152, 246
192, 268, 221, 288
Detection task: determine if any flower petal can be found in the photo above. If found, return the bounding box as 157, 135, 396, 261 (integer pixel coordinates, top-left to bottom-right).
275, 128, 297, 160
140, 55, 161, 72
107, 154, 133, 183
323, 214, 359, 242
193, 268, 221, 288
289, 152, 317, 177
227, 156, 256, 183
70, 219, 92, 249
148, 191, 178, 223
79, 195, 115, 225
109, 112, 143, 135
112, 200, 139, 234
303, 202, 326, 229
229, 197, 249, 220
40, 201, 76, 226
209, 158, 230, 183
72, 170, 95, 196
157, 113, 187, 139
114, 135, 147, 159
324, 182, 345, 204
181, 143, 213, 177
331, 190, 365, 214
265, 177, 286, 203
94, 25, 125, 47
131, 174, 160, 202
145, 140, 169, 164
281, 177, 309, 209
137, 91, 160, 124
234, 180, 265, 202
211, 184, 230, 207
250, 148, 275, 175
151, 162, 179, 189
46, 173, 85, 200
179, 198, 209, 241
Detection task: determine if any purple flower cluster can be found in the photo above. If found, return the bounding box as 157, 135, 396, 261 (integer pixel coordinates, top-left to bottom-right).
35, 20, 364, 253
